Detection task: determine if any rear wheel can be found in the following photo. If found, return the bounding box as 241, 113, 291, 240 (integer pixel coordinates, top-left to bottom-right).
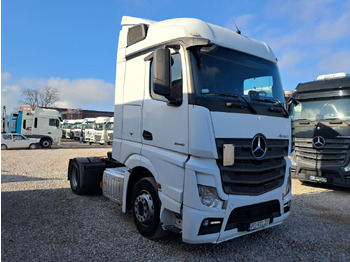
29, 143, 37, 149
1, 144, 7, 150
131, 177, 165, 239
69, 161, 84, 195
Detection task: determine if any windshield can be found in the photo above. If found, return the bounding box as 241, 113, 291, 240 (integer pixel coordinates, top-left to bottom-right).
190, 46, 286, 107
292, 97, 350, 121
106, 123, 114, 130
94, 123, 104, 130
85, 122, 94, 129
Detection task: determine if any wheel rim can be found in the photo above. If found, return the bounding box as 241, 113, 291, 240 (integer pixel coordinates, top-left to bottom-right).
71, 166, 78, 189
42, 140, 50, 148
1, 144, 6, 150
134, 191, 154, 225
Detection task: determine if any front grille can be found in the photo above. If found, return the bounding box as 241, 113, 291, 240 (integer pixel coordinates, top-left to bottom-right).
216, 138, 288, 195
295, 138, 350, 166
95, 135, 101, 142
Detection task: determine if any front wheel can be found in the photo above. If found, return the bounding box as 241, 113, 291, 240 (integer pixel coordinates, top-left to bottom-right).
1, 144, 7, 150
131, 177, 165, 239
41, 138, 52, 148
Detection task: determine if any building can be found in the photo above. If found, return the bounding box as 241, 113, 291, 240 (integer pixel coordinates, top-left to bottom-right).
58, 108, 113, 120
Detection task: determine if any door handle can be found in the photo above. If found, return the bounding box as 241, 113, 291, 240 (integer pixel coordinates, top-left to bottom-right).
143, 130, 153, 141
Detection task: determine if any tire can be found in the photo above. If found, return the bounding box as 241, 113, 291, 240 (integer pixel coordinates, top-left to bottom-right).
131, 177, 165, 239
1, 144, 7, 150
69, 161, 85, 195
29, 143, 37, 149
41, 138, 52, 148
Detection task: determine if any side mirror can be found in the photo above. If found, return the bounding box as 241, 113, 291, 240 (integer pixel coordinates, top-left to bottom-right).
286, 97, 299, 114
153, 48, 171, 97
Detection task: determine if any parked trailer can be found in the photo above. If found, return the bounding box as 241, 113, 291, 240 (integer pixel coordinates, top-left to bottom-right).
68, 16, 292, 244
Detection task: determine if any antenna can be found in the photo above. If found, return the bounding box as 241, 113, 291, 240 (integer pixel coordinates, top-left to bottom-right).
232, 18, 241, 34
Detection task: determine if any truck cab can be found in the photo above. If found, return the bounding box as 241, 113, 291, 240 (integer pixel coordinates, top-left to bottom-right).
290, 73, 350, 187
105, 117, 114, 145
19, 108, 62, 148
68, 16, 292, 244
91, 117, 110, 145
82, 118, 96, 143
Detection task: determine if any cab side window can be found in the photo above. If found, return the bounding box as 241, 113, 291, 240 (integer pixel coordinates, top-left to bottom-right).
150, 53, 182, 102
49, 119, 59, 128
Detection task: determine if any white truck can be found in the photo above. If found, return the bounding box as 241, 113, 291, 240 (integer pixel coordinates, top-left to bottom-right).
90, 117, 110, 145
105, 117, 114, 145
16, 107, 62, 148
68, 16, 292, 244
82, 118, 96, 143
71, 119, 85, 140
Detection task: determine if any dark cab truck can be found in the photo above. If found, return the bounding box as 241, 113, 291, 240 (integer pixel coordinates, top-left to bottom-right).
290, 73, 350, 187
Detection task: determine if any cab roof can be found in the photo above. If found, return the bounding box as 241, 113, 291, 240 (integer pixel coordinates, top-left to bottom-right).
120, 16, 277, 63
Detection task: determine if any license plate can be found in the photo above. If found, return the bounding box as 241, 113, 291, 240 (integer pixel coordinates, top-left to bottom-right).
309, 176, 327, 183
248, 218, 270, 231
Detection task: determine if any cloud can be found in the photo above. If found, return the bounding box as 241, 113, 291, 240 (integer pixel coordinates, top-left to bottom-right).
318, 51, 350, 73
1, 73, 115, 113
235, 0, 350, 90
1, 73, 22, 112
278, 50, 305, 69
46, 77, 114, 110
2, 72, 12, 83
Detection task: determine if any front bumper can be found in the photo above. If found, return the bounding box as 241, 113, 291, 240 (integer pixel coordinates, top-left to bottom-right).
182, 194, 291, 244
291, 163, 350, 188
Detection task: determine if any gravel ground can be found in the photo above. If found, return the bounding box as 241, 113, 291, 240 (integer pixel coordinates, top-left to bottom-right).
1, 144, 350, 262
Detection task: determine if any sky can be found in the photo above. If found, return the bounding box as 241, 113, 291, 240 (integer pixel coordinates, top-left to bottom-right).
2, 0, 350, 113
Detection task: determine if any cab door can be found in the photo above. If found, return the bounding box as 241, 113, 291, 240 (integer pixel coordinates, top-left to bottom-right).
142, 49, 189, 155
141, 48, 189, 204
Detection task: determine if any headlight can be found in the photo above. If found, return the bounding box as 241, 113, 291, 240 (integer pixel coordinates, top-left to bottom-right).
198, 185, 224, 209
282, 169, 292, 197
343, 163, 350, 172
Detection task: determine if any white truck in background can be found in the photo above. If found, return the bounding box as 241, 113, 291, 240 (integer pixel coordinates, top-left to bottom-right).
82, 118, 96, 143
68, 16, 291, 244
71, 119, 85, 140
105, 117, 114, 145
15, 107, 62, 148
62, 119, 75, 138
90, 117, 110, 145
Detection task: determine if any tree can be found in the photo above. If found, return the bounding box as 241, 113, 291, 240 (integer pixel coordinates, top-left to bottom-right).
18, 86, 60, 108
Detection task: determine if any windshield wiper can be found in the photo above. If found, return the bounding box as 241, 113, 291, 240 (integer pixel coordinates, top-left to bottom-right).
203, 93, 257, 114
254, 98, 289, 116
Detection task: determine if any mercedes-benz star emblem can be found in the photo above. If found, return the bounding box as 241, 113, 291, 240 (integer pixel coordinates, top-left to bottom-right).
251, 134, 268, 159
312, 136, 326, 149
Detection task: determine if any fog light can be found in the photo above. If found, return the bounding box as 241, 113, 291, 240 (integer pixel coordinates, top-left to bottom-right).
343, 164, 350, 172
202, 219, 210, 227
